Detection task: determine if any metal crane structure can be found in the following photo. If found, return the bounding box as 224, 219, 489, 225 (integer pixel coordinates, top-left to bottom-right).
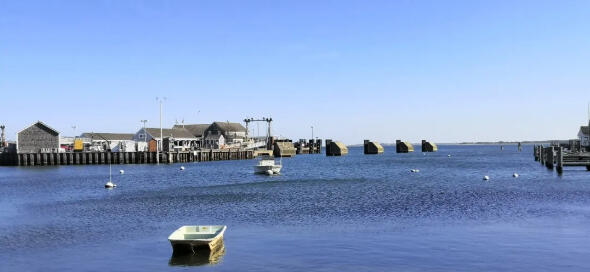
244, 117, 273, 147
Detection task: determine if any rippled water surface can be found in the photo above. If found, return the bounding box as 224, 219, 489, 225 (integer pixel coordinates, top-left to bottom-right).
2, 145, 590, 271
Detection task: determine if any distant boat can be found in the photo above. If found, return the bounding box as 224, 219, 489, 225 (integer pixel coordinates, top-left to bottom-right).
254, 155, 282, 175
168, 225, 227, 254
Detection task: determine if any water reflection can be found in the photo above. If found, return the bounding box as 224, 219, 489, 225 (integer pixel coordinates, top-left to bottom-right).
169, 244, 226, 266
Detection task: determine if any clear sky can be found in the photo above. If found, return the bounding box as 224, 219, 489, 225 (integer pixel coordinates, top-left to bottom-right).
1, 0, 589, 144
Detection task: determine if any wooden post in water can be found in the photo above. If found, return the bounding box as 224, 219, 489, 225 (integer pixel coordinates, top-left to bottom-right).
546, 147, 554, 169
556, 146, 564, 174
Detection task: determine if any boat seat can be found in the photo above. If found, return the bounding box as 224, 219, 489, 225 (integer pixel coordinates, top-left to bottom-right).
184, 233, 216, 239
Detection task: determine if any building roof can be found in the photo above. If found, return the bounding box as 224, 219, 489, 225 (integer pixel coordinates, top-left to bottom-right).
580, 126, 589, 135
173, 124, 210, 137
81, 132, 135, 141
145, 128, 197, 139
210, 122, 247, 133
19, 121, 59, 136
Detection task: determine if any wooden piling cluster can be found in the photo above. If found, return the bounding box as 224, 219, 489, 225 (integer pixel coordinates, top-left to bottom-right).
421, 140, 438, 152
273, 140, 296, 157
325, 139, 348, 156
534, 144, 590, 173
396, 140, 414, 153
363, 140, 384, 154
0, 149, 253, 166
294, 139, 322, 154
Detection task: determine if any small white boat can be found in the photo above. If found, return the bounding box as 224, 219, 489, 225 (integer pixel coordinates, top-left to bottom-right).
254, 155, 282, 175
168, 225, 227, 253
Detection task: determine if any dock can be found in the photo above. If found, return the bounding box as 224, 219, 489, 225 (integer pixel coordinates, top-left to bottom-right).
534, 144, 590, 173
0, 149, 253, 166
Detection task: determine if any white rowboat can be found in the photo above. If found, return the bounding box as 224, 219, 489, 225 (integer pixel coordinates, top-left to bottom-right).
168, 225, 227, 253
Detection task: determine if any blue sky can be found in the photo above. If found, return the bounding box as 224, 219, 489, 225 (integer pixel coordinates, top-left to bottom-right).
1, 0, 589, 144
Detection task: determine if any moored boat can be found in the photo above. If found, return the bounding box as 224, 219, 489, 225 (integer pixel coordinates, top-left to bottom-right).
254, 155, 282, 175
168, 225, 227, 254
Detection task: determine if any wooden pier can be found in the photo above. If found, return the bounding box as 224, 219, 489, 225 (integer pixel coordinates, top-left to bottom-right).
0, 149, 253, 166
534, 144, 590, 173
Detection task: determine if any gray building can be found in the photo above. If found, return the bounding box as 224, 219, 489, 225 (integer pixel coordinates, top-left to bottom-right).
17, 121, 60, 153
204, 122, 247, 147
173, 124, 210, 138
133, 127, 198, 151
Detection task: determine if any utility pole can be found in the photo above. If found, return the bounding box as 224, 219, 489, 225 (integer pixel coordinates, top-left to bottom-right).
156, 97, 166, 164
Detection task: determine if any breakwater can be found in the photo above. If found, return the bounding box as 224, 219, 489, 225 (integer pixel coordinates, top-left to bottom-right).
0, 149, 253, 166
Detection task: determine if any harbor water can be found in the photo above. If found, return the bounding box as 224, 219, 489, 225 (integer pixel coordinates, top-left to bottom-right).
1, 145, 590, 271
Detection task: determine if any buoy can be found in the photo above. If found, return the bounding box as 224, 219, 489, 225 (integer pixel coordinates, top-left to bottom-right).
180, 166, 185, 171
105, 181, 116, 188
266, 170, 274, 175
410, 169, 420, 173
119, 170, 124, 174
483, 175, 490, 181
448, 154, 452, 157
513, 173, 519, 178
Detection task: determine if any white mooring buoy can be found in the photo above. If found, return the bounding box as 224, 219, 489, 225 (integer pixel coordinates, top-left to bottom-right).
120, 169, 124, 174
105, 181, 116, 188
513, 173, 519, 178
448, 154, 452, 158
180, 166, 185, 171
483, 175, 490, 181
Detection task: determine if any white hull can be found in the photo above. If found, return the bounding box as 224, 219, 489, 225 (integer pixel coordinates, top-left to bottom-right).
169, 225, 227, 253
254, 164, 282, 174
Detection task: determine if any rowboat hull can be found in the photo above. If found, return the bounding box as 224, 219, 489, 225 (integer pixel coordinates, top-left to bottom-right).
168, 225, 227, 254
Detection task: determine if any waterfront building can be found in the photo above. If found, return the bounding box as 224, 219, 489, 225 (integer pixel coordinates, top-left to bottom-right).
204, 133, 225, 149
133, 127, 198, 151
204, 122, 247, 147
173, 123, 209, 148
16, 121, 60, 153
173, 124, 210, 138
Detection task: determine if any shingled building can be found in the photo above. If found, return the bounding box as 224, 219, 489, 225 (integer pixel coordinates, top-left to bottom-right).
204, 122, 247, 147
17, 121, 60, 153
